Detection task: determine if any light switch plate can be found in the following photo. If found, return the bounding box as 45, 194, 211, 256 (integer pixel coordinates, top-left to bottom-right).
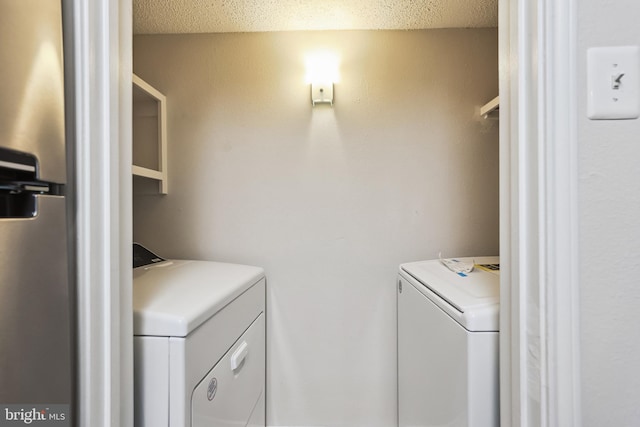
587, 46, 640, 120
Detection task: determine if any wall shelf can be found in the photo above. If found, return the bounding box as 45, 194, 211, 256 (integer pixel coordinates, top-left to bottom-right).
480, 95, 499, 119
133, 73, 168, 194
132, 165, 164, 181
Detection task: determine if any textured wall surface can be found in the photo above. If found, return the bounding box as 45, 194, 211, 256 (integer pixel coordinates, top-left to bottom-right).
133, 0, 498, 34
133, 29, 498, 426
578, 1, 640, 426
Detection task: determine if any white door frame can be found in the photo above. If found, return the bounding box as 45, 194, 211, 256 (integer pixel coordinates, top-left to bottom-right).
71, 0, 133, 425
499, 0, 581, 426
71, 0, 582, 425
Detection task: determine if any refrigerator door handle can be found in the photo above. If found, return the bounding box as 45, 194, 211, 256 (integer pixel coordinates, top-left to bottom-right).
1, 180, 51, 194
0, 179, 64, 195
0, 148, 65, 218
0, 158, 36, 173
0, 146, 38, 173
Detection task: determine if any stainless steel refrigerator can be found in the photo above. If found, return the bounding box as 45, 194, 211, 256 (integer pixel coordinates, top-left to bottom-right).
0, 0, 74, 424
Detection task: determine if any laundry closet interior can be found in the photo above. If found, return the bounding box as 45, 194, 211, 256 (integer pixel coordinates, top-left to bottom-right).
131, 1, 500, 426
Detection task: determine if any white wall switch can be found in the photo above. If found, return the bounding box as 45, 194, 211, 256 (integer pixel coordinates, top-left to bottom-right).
587, 46, 640, 120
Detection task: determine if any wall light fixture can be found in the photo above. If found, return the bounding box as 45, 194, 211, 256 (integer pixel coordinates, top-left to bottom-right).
311, 83, 333, 106
305, 52, 339, 106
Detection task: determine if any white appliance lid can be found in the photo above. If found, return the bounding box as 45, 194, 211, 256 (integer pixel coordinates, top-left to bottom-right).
400, 256, 499, 331
133, 260, 264, 337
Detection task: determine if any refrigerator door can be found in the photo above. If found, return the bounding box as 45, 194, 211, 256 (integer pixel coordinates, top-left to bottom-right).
0, 196, 72, 404
0, 0, 72, 412
0, 0, 66, 183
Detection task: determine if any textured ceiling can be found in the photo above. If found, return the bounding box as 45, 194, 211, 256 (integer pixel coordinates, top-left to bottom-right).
133, 0, 498, 35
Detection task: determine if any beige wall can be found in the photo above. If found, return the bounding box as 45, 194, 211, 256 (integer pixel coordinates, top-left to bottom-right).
133, 29, 498, 426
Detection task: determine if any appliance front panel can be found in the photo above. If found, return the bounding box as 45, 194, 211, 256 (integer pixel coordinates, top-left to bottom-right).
0, 0, 66, 183
398, 275, 499, 427
398, 276, 469, 427
168, 279, 266, 427
191, 314, 265, 427
0, 196, 71, 404
245, 390, 265, 427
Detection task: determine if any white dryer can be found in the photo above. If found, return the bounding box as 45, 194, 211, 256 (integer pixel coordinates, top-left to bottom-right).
398, 256, 500, 427
132, 244, 266, 427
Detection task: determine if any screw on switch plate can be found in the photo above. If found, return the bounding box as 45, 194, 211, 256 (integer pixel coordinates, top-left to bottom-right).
587, 46, 640, 120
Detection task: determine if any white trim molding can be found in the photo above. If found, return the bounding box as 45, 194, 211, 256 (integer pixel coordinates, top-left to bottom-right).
71, 0, 133, 425
540, 0, 581, 424
500, 0, 581, 426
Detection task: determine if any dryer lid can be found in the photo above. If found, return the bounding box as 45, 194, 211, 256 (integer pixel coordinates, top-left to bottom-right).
399, 256, 499, 331
133, 260, 264, 337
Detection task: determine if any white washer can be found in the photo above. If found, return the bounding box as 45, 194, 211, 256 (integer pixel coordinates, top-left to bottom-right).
132, 244, 266, 427
398, 256, 500, 427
